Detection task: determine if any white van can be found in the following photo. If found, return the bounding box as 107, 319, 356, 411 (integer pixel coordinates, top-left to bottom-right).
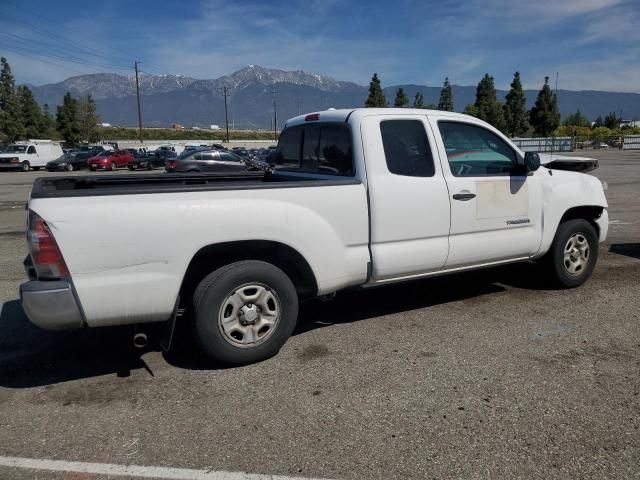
0, 140, 64, 172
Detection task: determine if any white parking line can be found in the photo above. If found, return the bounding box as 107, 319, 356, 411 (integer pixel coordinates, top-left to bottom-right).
0, 456, 330, 480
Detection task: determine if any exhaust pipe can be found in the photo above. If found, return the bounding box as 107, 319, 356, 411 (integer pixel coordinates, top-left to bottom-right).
133, 332, 148, 349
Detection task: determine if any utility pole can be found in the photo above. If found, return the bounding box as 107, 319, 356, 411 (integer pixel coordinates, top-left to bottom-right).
134, 61, 143, 143
272, 87, 277, 142
223, 86, 230, 144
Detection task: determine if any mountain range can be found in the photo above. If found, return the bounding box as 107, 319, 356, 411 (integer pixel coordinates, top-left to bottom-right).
27, 65, 640, 129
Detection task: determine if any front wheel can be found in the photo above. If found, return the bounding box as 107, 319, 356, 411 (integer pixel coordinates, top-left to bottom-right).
21, 161, 30, 172
542, 219, 598, 288
193, 260, 298, 366
66, 163, 74, 171
110, 162, 117, 171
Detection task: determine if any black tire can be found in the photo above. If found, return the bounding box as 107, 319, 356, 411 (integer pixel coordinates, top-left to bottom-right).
543, 219, 598, 288
21, 161, 30, 172
110, 162, 117, 171
193, 260, 298, 366
66, 163, 74, 172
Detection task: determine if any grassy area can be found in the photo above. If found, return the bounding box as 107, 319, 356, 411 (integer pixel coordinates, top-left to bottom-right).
97, 126, 277, 141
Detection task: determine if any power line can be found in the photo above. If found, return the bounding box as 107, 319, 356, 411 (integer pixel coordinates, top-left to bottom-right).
0, 44, 89, 75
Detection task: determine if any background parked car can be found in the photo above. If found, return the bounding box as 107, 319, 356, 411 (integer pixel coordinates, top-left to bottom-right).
165, 149, 250, 173
88, 150, 133, 171
128, 150, 177, 170
47, 145, 106, 171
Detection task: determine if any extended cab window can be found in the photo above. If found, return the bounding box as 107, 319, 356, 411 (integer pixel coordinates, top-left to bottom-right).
439, 121, 516, 177
380, 120, 435, 177
275, 123, 353, 176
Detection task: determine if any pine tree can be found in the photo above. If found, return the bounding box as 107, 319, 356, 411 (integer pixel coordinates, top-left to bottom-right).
17, 85, 45, 139
593, 116, 603, 128
0, 57, 24, 142
603, 112, 619, 129
425, 103, 437, 110
412, 92, 425, 108
437, 77, 454, 111
529, 76, 560, 137
56, 92, 81, 144
41, 104, 57, 138
474, 74, 506, 131
364, 73, 387, 107
77, 95, 100, 142
503, 71, 529, 137
394, 88, 409, 108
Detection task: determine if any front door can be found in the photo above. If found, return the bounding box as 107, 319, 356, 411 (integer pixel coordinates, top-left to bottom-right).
428, 117, 543, 268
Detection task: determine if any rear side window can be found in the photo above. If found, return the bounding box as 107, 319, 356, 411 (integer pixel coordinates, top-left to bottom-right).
275, 123, 353, 176
380, 120, 435, 177
27, 146, 37, 154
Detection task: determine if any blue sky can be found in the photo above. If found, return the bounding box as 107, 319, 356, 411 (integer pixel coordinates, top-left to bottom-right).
1, 0, 639, 92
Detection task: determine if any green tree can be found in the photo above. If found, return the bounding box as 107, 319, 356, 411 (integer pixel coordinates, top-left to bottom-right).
437, 77, 454, 111
394, 87, 409, 108
425, 103, 437, 110
463, 103, 478, 117
603, 111, 619, 129
563, 109, 590, 128
77, 95, 100, 142
592, 116, 603, 128
412, 91, 425, 108
41, 103, 57, 138
364, 73, 387, 107
529, 76, 560, 137
474, 74, 506, 131
56, 92, 81, 144
17, 85, 45, 139
503, 71, 529, 137
0, 57, 23, 142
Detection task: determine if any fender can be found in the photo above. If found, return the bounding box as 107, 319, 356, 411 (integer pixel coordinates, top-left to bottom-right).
535, 168, 608, 258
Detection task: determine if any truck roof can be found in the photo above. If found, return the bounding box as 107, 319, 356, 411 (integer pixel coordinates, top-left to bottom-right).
283, 108, 474, 128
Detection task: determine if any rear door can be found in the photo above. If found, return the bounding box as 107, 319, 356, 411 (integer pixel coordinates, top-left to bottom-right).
428, 117, 543, 267
362, 114, 451, 280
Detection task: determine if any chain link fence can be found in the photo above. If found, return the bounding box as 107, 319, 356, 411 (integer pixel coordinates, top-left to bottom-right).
512, 135, 640, 152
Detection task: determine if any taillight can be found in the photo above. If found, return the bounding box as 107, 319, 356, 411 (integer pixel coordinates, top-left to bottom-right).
27, 210, 69, 279
305, 113, 320, 121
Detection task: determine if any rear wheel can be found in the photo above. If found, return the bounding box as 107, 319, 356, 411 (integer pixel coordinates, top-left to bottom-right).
543, 219, 598, 288
193, 260, 298, 365
110, 162, 117, 171
65, 163, 74, 172
21, 161, 30, 172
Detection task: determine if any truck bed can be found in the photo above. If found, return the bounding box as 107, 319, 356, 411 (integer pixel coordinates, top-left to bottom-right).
31, 171, 360, 198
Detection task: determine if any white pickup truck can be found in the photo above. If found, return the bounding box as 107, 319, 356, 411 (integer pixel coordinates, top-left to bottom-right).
20, 109, 608, 365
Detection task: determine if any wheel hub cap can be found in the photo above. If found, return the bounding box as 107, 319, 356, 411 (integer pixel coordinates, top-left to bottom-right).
217, 284, 281, 347
563, 233, 590, 276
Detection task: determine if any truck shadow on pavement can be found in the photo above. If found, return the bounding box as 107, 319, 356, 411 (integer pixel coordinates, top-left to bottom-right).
0, 299, 150, 388
0, 263, 556, 384
609, 243, 640, 260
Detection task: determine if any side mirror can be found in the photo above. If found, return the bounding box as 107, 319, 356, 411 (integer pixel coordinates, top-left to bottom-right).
524, 152, 541, 173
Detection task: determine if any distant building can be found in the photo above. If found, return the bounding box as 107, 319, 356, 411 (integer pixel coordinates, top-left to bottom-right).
172, 123, 185, 130
210, 125, 221, 130
99, 122, 112, 127
620, 119, 640, 128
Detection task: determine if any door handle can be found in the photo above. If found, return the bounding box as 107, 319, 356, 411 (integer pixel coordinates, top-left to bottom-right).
452, 192, 476, 201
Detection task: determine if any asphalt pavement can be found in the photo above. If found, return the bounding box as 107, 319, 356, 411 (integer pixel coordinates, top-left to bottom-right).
0, 152, 638, 479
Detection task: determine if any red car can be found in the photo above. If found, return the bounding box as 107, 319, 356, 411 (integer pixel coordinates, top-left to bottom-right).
87, 150, 134, 171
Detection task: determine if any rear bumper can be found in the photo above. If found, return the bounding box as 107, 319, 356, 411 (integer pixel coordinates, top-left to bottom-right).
20, 280, 84, 330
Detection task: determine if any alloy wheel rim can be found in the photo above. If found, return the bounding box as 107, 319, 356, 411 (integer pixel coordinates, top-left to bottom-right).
217, 283, 281, 348
563, 232, 590, 276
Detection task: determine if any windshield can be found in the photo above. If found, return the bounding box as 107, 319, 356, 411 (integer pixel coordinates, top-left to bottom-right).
3, 145, 27, 153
